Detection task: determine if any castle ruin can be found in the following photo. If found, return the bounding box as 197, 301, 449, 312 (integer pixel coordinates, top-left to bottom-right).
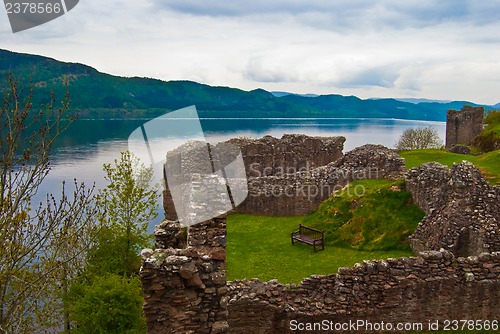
445, 105, 484, 149
142, 135, 500, 333
163, 135, 404, 218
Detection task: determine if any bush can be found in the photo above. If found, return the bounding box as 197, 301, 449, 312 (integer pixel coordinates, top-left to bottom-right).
68, 274, 146, 334
395, 126, 442, 151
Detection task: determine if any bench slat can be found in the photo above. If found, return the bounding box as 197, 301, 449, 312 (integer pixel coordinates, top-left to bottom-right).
291, 224, 324, 252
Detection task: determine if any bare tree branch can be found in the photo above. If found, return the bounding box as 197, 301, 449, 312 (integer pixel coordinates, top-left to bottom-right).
0, 72, 99, 333
395, 126, 443, 151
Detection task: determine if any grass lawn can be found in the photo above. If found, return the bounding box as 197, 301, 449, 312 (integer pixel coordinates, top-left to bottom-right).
399, 149, 500, 185
226, 213, 413, 284
226, 149, 500, 284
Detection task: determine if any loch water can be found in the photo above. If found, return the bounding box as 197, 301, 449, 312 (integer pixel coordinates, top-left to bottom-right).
40, 117, 446, 230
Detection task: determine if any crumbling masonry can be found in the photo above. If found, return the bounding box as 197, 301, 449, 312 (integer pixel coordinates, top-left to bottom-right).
164, 135, 405, 218
407, 161, 500, 256
141, 218, 229, 333
445, 105, 484, 149
142, 135, 500, 333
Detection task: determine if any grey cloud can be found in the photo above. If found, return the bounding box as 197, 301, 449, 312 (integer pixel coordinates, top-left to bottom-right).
148, 0, 500, 30
243, 55, 401, 89
336, 65, 401, 89
244, 57, 298, 83
148, 0, 361, 17
397, 76, 422, 92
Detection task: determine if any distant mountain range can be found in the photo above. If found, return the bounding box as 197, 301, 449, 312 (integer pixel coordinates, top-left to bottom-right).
271, 91, 320, 98
383, 98, 453, 104
0, 49, 496, 121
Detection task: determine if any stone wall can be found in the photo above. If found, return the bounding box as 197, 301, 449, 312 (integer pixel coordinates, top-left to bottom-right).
163, 134, 345, 220
162, 141, 236, 223
162, 136, 405, 219
445, 105, 484, 149
143, 134, 500, 333
227, 250, 500, 333
227, 134, 345, 178
141, 220, 500, 334
236, 144, 405, 216
140, 218, 229, 334
406, 161, 500, 256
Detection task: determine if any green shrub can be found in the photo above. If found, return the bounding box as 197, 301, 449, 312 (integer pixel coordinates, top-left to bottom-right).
68, 274, 146, 334
395, 126, 443, 151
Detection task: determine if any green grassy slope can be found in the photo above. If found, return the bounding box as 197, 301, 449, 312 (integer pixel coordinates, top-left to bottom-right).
226, 213, 413, 284
226, 149, 500, 283
474, 109, 500, 152
399, 149, 500, 184
226, 179, 421, 283
302, 180, 424, 251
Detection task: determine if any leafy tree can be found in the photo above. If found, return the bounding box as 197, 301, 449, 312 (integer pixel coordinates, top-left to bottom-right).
68, 274, 145, 334
395, 126, 443, 151
67, 152, 158, 333
88, 151, 159, 276
0, 72, 99, 333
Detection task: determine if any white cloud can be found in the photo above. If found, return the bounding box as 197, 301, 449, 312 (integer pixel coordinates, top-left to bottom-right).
1, 0, 499, 105
148, 0, 500, 30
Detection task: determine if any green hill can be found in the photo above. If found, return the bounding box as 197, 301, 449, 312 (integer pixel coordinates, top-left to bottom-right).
400, 149, 500, 185
0, 48, 494, 120
474, 110, 500, 152
301, 179, 424, 251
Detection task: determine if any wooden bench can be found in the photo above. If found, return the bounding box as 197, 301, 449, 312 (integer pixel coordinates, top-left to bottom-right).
291, 224, 324, 252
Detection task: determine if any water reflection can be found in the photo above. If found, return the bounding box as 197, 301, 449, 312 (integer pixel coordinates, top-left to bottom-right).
44, 118, 445, 232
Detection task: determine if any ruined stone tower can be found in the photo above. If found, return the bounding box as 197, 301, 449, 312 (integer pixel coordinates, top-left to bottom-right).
141, 218, 229, 333
445, 105, 484, 149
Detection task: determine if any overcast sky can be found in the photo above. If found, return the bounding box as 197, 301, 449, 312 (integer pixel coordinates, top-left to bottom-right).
1, 0, 499, 105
